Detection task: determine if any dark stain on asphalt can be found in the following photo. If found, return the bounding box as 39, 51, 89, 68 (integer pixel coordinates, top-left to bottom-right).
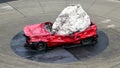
11, 30, 109, 63
0, 0, 17, 3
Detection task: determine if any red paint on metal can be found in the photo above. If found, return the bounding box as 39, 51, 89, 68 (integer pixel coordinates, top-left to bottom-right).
24, 21, 97, 47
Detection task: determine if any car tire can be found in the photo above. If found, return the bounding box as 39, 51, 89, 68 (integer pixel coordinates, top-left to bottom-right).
35, 42, 47, 51
82, 37, 97, 46
82, 38, 92, 45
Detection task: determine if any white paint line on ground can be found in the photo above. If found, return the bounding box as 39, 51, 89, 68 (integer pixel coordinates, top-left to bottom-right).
107, 24, 116, 28
101, 19, 112, 23
1, 6, 13, 10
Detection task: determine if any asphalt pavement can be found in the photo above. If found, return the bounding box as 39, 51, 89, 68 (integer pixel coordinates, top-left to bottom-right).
0, 0, 120, 68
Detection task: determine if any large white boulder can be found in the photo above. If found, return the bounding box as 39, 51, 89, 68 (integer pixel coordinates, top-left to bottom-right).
52, 4, 91, 35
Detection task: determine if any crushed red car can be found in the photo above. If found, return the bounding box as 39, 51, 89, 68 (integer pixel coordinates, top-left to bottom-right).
23, 21, 98, 51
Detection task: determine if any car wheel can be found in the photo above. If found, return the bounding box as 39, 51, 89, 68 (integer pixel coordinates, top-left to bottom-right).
35, 42, 47, 51
82, 37, 98, 46
82, 39, 90, 45
82, 37, 97, 45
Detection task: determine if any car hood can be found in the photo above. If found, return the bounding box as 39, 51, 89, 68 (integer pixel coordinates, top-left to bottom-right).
24, 22, 51, 37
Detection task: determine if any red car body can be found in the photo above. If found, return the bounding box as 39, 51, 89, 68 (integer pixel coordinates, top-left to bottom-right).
24, 21, 97, 48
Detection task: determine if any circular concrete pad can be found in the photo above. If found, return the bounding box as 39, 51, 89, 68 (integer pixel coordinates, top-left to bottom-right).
11, 30, 108, 63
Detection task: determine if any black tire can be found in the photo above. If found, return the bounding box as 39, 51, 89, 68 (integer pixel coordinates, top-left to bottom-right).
82, 37, 97, 46
82, 38, 92, 45
35, 42, 47, 51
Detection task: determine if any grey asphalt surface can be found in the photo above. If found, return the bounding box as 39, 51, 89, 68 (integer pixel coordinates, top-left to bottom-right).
0, 0, 120, 68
